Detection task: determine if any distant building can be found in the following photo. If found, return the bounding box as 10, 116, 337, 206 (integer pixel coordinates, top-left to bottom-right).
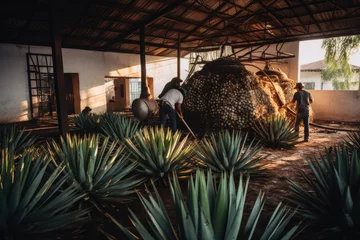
300, 60, 360, 90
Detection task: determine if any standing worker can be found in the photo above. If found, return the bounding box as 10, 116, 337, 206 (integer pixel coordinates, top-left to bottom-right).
160, 87, 187, 132
158, 77, 183, 98
283, 82, 313, 142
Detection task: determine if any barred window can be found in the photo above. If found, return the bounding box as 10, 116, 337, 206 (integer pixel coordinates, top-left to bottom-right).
303, 82, 315, 90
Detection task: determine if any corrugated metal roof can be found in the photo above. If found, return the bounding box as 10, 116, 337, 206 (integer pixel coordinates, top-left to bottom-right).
1, 0, 360, 57
301, 59, 360, 72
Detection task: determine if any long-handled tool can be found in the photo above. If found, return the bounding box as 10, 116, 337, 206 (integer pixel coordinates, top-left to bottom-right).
176, 112, 197, 139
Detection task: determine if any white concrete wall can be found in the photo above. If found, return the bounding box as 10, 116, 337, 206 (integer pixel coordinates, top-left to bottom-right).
0, 45, 30, 122
107, 57, 188, 97
309, 90, 360, 122
0, 43, 188, 123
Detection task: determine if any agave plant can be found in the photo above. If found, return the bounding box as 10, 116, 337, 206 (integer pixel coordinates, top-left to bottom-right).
72, 113, 101, 133
0, 147, 89, 237
110, 170, 300, 240
48, 134, 143, 203
125, 127, 195, 181
0, 125, 38, 156
195, 130, 266, 175
100, 112, 140, 142
252, 114, 299, 148
344, 130, 360, 149
287, 145, 360, 238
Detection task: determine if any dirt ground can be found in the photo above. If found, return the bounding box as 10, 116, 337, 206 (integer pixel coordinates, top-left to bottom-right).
246, 122, 360, 239
105, 122, 359, 240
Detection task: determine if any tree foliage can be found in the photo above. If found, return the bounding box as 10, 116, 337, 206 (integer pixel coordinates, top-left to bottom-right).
321, 36, 360, 90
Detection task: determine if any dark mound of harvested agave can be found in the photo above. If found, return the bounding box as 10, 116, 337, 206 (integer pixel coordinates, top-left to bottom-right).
182, 58, 296, 134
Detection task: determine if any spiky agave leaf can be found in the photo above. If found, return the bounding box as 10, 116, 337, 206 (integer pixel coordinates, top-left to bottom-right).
0, 125, 38, 156
72, 113, 101, 133
112, 170, 300, 240
344, 130, 360, 149
252, 114, 299, 149
0, 147, 89, 237
287, 145, 360, 238
100, 112, 141, 142
124, 127, 195, 181
48, 134, 143, 203
195, 130, 267, 175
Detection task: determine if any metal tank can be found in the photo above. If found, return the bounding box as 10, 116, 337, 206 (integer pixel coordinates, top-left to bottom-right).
132, 98, 159, 120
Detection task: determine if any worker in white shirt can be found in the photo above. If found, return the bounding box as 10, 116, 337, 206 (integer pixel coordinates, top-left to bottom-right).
159, 87, 187, 132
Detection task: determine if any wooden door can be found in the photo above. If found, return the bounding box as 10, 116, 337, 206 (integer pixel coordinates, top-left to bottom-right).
147, 77, 154, 99
64, 73, 80, 114
113, 78, 130, 111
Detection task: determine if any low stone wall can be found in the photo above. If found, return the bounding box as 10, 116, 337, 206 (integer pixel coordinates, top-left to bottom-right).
309, 90, 360, 122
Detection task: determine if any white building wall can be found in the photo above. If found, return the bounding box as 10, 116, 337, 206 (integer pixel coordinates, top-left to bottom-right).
299, 71, 332, 90
300, 71, 359, 90
0, 43, 189, 123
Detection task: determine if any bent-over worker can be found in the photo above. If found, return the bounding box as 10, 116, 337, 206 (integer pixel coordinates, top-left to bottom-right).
158, 77, 183, 98
283, 82, 313, 142
160, 87, 187, 132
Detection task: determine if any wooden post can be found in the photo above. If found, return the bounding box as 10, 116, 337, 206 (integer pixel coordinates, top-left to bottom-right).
140, 25, 148, 98
50, 0, 69, 136
177, 37, 181, 78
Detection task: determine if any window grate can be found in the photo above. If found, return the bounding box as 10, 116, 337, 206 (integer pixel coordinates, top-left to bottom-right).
129, 78, 141, 105
27, 53, 56, 118
303, 82, 315, 90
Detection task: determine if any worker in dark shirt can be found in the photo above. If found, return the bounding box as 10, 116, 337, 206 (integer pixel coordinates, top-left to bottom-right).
283, 82, 313, 142
158, 77, 183, 98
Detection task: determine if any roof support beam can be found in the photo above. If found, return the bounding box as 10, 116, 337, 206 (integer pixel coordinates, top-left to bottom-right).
140, 25, 148, 98
50, 0, 68, 137
177, 36, 181, 78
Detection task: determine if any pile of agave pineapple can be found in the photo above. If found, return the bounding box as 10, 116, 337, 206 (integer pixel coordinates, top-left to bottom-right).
182, 58, 298, 133
1, 109, 359, 239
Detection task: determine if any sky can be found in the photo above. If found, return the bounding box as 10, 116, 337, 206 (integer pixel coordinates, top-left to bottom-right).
299, 39, 360, 66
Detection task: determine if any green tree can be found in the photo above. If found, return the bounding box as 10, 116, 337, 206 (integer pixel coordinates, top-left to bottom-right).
321, 36, 360, 90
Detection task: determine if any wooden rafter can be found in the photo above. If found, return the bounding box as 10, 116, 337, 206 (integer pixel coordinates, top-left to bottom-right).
89, 1, 137, 47
222, 0, 256, 14
230, 25, 360, 48
181, 11, 360, 43
298, 0, 323, 32
194, 0, 259, 45
283, 0, 308, 33
258, 1, 292, 36
101, 0, 184, 50
62, 1, 93, 44
227, 0, 329, 23
161, 16, 224, 31
2, 0, 360, 57
180, 1, 228, 41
